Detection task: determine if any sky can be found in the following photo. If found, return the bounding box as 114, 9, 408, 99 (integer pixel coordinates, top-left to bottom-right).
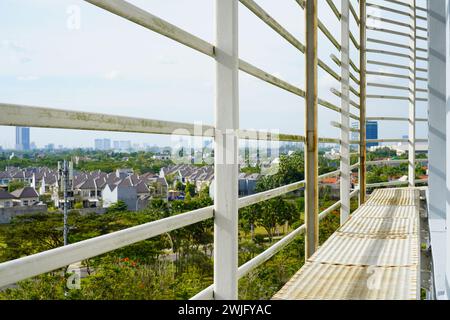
0, 0, 428, 149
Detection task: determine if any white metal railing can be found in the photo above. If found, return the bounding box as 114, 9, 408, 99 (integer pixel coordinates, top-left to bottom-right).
0, 0, 429, 300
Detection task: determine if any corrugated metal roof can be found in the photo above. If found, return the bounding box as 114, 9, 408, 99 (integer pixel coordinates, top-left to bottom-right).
365, 188, 418, 206
273, 263, 418, 300
309, 233, 419, 267
273, 188, 420, 300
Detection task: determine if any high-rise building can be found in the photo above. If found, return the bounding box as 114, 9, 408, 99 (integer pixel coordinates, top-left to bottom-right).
351, 121, 379, 149
94, 138, 111, 151
103, 139, 111, 150
366, 121, 379, 148
112, 140, 132, 151
15, 127, 30, 151
95, 139, 103, 150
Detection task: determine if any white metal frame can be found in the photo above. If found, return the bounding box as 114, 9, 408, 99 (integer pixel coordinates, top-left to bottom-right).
0, 0, 430, 300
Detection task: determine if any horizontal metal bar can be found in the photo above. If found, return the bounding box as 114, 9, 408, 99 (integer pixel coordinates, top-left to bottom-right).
240, 0, 305, 52
367, 15, 412, 28
330, 54, 360, 77
366, 2, 411, 18
367, 37, 412, 51
349, 188, 360, 198
379, 0, 411, 10
239, 59, 305, 98
0, 103, 215, 137
349, 2, 360, 25
416, 46, 428, 52
367, 26, 412, 39
367, 117, 428, 122
367, 59, 411, 71
85, 0, 214, 57
366, 48, 412, 59
330, 88, 360, 108
0, 103, 307, 143
239, 130, 305, 143
367, 159, 428, 166
350, 163, 361, 170
416, 6, 427, 13
416, 26, 427, 33
242, 0, 340, 82
367, 138, 428, 143
367, 179, 428, 189
367, 82, 410, 91
237, 222, 307, 279
319, 137, 341, 144
330, 121, 360, 132
416, 15, 427, 22
318, 19, 341, 51
238, 180, 305, 209
367, 70, 411, 80
0, 206, 214, 288
350, 32, 360, 50
367, 94, 410, 101
296, 0, 342, 52
191, 285, 214, 300
326, 0, 341, 20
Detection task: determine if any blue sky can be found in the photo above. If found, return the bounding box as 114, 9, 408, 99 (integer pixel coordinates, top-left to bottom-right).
0, 0, 428, 149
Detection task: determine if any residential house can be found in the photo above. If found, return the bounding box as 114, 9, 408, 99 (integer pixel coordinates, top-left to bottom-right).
0, 190, 15, 208
10, 187, 40, 206
75, 177, 101, 208
320, 177, 340, 199
102, 177, 138, 211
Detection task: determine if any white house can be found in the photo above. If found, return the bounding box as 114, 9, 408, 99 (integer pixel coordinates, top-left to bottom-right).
102, 177, 138, 211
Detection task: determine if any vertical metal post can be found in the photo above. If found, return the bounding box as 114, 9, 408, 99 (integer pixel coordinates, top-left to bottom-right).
359, 0, 367, 204
445, 0, 450, 300
305, 0, 319, 258
428, 0, 447, 300
340, 0, 350, 225
63, 160, 68, 246
214, 0, 239, 300
408, 0, 417, 187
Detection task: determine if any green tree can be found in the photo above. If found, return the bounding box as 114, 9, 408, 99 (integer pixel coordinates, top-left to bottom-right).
106, 201, 128, 213
175, 181, 184, 191
8, 180, 26, 193
185, 181, 196, 197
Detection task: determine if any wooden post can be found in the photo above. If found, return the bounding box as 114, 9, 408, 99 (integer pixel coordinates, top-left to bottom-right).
305, 0, 319, 258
